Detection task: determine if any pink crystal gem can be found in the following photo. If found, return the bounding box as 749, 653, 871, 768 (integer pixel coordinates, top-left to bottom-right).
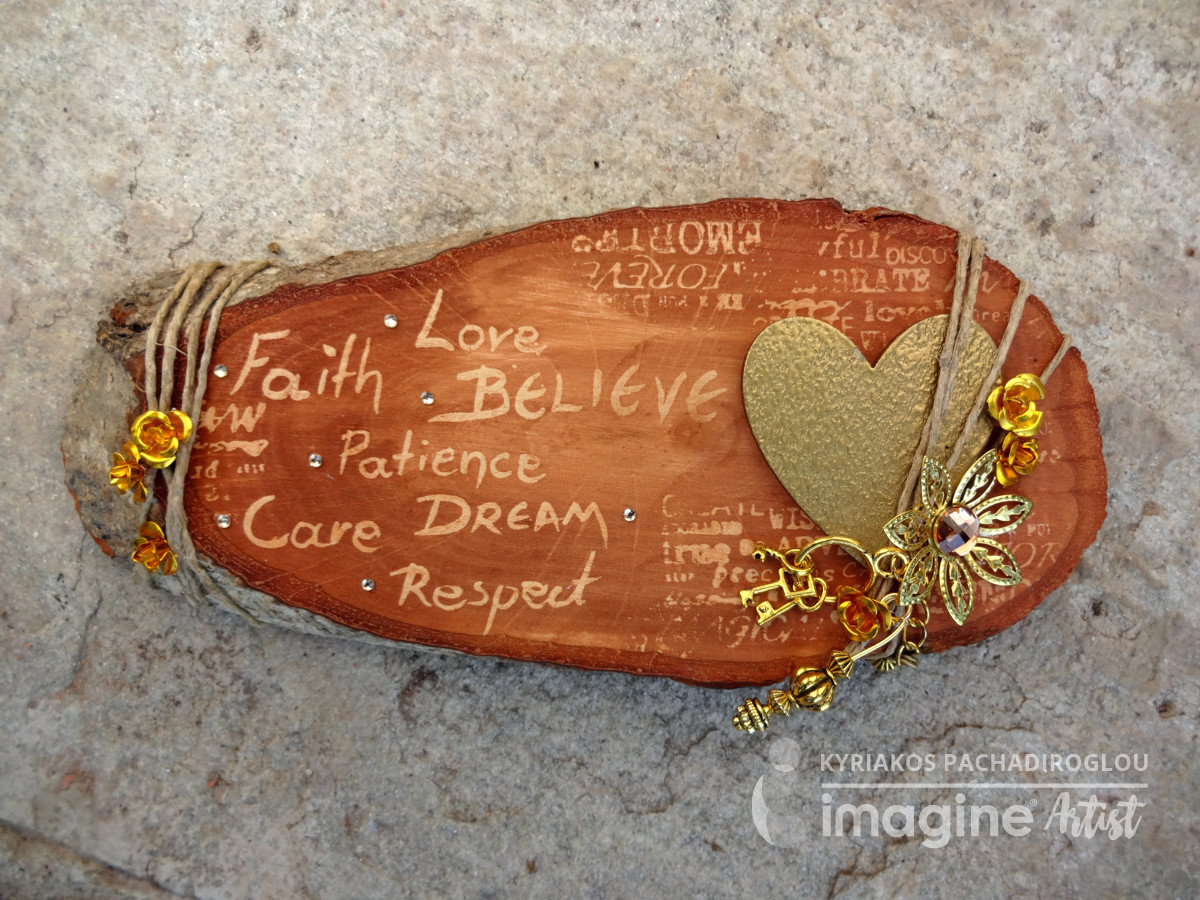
934, 506, 980, 556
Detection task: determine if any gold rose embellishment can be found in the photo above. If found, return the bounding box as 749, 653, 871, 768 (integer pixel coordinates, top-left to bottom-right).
883, 451, 1032, 626
108, 441, 148, 503
109, 409, 192, 575
835, 587, 893, 641
997, 432, 1040, 487
131, 521, 178, 575
988, 372, 1046, 486
130, 409, 194, 468
987, 373, 1045, 436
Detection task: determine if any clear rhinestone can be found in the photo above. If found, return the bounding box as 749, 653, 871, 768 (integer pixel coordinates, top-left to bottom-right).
213, 364, 228, 378
623, 508, 637, 522
934, 506, 980, 556
384, 314, 398, 328
420, 391, 434, 405
308, 453, 323, 468
361, 578, 375, 591
216, 514, 232, 528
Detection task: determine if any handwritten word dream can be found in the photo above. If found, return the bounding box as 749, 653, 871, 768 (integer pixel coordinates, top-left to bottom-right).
414, 495, 609, 547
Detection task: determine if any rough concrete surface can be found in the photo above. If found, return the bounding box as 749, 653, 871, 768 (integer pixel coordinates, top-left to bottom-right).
1, 2, 1197, 897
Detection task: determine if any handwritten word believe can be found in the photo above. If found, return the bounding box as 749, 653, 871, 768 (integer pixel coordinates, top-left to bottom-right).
429, 365, 724, 424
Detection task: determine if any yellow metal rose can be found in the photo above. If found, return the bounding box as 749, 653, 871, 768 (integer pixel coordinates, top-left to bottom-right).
130, 409, 193, 468
987, 373, 1045, 436
996, 433, 1040, 487
131, 521, 178, 575
835, 586, 893, 641
108, 441, 148, 503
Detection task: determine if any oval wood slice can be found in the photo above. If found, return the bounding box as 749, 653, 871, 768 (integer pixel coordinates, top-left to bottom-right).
66, 199, 1107, 687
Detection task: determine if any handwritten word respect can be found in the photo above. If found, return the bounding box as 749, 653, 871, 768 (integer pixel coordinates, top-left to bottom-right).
389, 551, 600, 635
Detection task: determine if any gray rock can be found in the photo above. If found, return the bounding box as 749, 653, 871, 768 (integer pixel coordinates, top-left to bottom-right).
2, 1, 1196, 897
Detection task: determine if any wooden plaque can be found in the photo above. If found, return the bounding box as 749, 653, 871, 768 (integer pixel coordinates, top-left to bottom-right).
75, 199, 1107, 687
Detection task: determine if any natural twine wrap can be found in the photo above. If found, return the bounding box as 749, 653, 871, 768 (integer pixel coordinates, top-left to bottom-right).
135, 260, 397, 646
898, 233, 1072, 514
868, 234, 1072, 628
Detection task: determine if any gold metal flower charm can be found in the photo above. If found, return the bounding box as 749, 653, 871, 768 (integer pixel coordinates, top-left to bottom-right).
108, 441, 148, 503
884, 451, 1032, 626
996, 432, 1040, 486
131, 521, 178, 575
987, 374, 1044, 436
130, 409, 193, 468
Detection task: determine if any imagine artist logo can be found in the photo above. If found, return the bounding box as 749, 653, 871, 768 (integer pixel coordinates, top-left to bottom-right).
752, 738, 1148, 848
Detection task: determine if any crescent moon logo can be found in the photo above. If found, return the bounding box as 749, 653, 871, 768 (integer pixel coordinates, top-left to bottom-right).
751, 776, 807, 846
752, 738, 807, 846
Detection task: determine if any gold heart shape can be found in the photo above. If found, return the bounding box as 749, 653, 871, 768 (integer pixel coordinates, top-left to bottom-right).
743, 316, 997, 551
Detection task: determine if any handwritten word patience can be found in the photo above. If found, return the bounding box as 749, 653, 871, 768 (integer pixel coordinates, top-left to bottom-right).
338, 428, 544, 487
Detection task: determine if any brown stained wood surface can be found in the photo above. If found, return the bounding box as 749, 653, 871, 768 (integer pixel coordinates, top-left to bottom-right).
120, 200, 1104, 686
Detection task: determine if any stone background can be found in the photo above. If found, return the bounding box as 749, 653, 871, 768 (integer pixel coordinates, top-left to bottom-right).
2, 1, 1197, 897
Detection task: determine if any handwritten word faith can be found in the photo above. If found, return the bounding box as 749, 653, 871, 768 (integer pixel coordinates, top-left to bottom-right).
231, 331, 383, 414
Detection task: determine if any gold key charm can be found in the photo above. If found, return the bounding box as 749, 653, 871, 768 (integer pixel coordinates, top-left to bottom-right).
738, 543, 825, 626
